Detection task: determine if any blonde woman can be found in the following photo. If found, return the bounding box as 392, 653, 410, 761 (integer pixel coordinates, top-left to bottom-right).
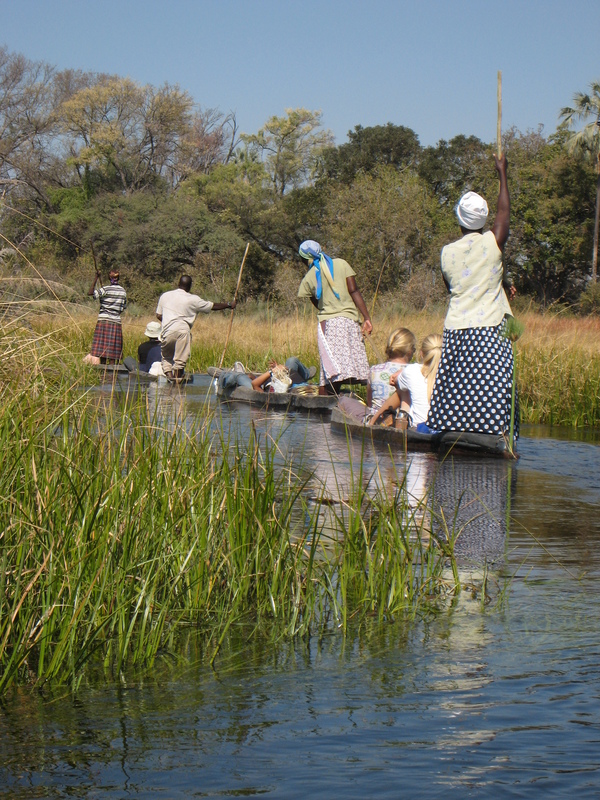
367, 328, 416, 410
337, 328, 416, 424
368, 334, 442, 428
394, 334, 443, 425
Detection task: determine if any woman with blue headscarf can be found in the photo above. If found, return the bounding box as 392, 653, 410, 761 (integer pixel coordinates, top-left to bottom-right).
297, 240, 372, 395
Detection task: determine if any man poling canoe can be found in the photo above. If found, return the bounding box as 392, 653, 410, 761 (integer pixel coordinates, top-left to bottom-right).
156, 274, 236, 384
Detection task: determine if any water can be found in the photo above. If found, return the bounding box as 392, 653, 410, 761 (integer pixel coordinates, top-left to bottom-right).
2, 378, 600, 798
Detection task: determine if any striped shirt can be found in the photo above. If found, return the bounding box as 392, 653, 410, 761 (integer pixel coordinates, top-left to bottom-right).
94, 284, 127, 322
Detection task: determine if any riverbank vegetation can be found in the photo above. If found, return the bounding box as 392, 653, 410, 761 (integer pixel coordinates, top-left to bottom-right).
0, 322, 463, 694
0, 46, 599, 316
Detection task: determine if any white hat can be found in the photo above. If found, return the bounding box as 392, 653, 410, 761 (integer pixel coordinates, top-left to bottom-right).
144, 321, 161, 338
456, 191, 489, 230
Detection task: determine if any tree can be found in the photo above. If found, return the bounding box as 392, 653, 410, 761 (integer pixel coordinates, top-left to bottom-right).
0, 47, 58, 205
417, 134, 491, 205
241, 108, 333, 197
320, 123, 420, 183
560, 80, 600, 282
503, 128, 594, 304
176, 108, 238, 182
58, 77, 194, 194
322, 167, 442, 295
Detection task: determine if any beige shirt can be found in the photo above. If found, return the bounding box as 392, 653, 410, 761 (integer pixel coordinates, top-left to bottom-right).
441, 230, 512, 330
297, 258, 359, 322
156, 288, 213, 338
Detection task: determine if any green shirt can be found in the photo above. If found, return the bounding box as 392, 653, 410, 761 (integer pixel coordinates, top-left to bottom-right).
297, 258, 359, 322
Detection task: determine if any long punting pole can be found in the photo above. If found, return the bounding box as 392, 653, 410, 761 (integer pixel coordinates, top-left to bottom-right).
218, 242, 250, 369
498, 69, 516, 455
497, 70, 502, 157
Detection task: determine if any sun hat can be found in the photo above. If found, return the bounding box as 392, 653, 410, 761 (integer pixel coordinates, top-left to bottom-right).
144, 321, 161, 338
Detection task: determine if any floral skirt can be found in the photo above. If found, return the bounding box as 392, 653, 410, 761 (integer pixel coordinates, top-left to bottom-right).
90, 319, 123, 362
427, 322, 519, 439
318, 317, 370, 387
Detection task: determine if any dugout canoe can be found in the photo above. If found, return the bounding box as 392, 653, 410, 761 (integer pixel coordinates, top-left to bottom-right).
92, 363, 158, 382
91, 364, 202, 385
330, 408, 517, 459
216, 383, 338, 414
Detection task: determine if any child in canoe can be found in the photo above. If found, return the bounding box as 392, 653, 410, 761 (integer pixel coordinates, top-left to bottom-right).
337, 328, 417, 422
368, 333, 442, 428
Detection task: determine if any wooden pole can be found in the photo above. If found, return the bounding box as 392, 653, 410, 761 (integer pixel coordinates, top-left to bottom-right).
90, 241, 101, 283
370, 255, 390, 319
497, 70, 503, 157
218, 242, 250, 369
363, 331, 384, 364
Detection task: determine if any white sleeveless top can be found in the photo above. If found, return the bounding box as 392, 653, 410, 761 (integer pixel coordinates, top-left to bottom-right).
441, 230, 512, 330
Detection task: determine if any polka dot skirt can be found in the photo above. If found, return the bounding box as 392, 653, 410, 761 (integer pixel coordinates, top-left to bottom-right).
427, 322, 519, 439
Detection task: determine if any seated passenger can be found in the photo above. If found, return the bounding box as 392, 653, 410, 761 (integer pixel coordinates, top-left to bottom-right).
368, 334, 442, 427
337, 328, 416, 423
218, 357, 316, 393
367, 328, 416, 411
138, 321, 162, 372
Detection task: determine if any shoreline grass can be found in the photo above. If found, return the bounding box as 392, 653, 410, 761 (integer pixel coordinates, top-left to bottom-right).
0, 340, 461, 694
29, 303, 600, 427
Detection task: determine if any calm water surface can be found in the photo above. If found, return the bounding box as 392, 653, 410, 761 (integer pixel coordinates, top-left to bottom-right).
1, 378, 600, 798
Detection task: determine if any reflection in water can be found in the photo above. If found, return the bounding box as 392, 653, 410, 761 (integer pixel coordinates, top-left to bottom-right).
428, 458, 516, 567
5, 380, 600, 796
93, 378, 517, 569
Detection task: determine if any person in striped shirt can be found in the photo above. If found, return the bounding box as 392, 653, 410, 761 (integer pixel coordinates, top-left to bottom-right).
85, 269, 127, 364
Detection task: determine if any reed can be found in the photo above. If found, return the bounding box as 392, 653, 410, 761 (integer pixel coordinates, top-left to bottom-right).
0, 333, 460, 693
31, 304, 600, 426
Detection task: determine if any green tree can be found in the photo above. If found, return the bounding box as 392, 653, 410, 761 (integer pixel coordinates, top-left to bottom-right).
322, 167, 442, 296
320, 123, 420, 184
58, 77, 194, 194
242, 108, 333, 197
560, 80, 600, 282
503, 128, 594, 304
418, 134, 491, 205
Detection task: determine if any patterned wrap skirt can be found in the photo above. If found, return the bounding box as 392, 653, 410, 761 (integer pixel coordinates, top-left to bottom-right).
318, 317, 370, 387
90, 319, 123, 361
426, 321, 519, 439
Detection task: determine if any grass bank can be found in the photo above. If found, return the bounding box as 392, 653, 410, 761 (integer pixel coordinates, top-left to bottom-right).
0, 325, 460, 694
32, 303, 600, 427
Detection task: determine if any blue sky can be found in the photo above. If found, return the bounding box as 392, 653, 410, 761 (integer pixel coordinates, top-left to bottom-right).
3, 0, 599, 147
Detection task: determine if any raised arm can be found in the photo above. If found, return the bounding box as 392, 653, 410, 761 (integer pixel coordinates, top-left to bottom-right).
491, 154, 510, 250
88, 271, 101, 296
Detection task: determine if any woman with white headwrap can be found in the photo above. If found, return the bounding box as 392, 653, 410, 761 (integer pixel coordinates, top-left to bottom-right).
297, 240, 372, 395
426, 153, 519, 438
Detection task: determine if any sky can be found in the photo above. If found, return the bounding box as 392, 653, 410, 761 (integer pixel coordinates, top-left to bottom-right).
2, 0, 599, 148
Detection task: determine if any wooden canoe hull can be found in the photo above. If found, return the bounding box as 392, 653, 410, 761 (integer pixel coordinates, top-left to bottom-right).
330, 408, 516, 459
92, 364, 158, 382
217, 384, 338, 414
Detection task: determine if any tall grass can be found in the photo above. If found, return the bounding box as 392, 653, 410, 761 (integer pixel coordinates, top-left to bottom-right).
33, 302, 600, 427
0, 326, 459, 693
